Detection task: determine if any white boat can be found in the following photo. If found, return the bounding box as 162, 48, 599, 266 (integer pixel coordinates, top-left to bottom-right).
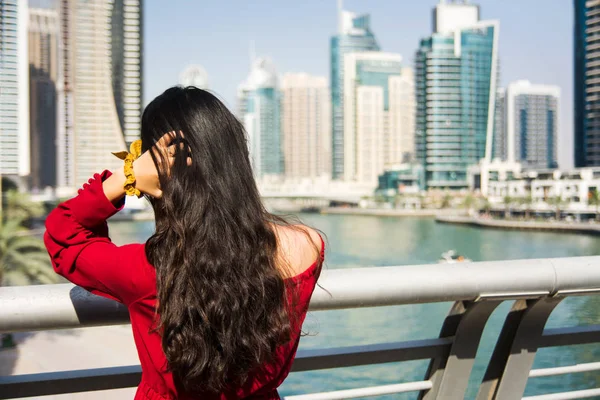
439, 250, 471, 264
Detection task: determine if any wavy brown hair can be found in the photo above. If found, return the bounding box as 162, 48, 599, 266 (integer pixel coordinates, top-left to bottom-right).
141, 86, 304, 393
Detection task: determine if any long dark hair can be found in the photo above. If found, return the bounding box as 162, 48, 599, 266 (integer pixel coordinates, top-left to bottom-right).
141, 86, 296, 393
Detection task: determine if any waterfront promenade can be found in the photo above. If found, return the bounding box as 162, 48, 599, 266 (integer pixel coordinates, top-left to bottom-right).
320, 207, 461, 217
436, 215, 600, 235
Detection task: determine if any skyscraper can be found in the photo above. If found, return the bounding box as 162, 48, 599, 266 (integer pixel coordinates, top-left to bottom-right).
330, 6, 379, 180
415, 0, 499, 189
492, 88, 507, 161
281, 73, 331, 180
57, 0, 142, 190
238, 57, 283, 179
29, 8, 58, 190
343, 52, 414, 186
179, 65, 209, 89
506, 80, 559, 169
574, 0, 600, 167
111, 0, 143, 147
0, 0, 29, 180
389, 67, 416, 165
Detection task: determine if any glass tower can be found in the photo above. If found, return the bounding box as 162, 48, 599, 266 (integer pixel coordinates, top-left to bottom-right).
29, 8, 59, 190
492, 88, 506, 161
343, 52, 409, 185
415, 2, 498, 189
506, 81, 560, 170
111, 0, 143, 146
330, 9, 379, 180
57, 0, 136, 189
238, 58, 283, 179
574, 0, 600, 167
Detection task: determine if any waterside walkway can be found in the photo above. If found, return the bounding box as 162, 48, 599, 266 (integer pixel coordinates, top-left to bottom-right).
436, 215, 600, 235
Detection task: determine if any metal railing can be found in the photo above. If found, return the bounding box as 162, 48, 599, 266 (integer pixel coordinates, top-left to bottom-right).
2, 256, 600, 399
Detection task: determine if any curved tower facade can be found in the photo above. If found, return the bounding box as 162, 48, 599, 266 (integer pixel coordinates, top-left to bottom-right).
57, 0, 142, 190
237, 57, 282, 179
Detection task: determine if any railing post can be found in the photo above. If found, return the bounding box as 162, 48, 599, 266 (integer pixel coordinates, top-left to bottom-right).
475, 296, 563, 400
420, 300, 501, 400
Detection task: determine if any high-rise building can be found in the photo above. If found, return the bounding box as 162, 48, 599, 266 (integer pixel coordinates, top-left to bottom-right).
57, 0, 142, 190
389, 67, 416, 165
281, 73, 331, 180
575, 0, 600, 167
111, 0, 143, 146
237, 57, 283, 179
29, 8, 58, 190
492, 88, 506, 161
179, 65, 209, 89
330, 7, 379, 180
343, 52, 414, 186
505, 80, 559, 169
415, 0, 499, 189
0, 0, 29, 180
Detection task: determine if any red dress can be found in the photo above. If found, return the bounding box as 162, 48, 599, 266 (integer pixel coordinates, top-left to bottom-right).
44, 171, 323, 399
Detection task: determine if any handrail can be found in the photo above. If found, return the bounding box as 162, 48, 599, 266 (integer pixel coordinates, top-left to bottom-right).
2, 256, 600, 333
4, 256, 600, 399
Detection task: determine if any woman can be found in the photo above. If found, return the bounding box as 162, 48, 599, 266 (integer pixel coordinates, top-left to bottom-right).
44, 86, 324, 399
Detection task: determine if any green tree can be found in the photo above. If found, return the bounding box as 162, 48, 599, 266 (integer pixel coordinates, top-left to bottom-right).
481, 198, 492, 215
0, 191, 56, 349
373, 194, 387, 205
0, 216, 56, 285
503, 195, 513, 219
520, 194, 533, 220
3, 190, 45, 223
547, 195, 568, 221
394, 194, 404, 209
418, 193, 426, 210
589, 189, 600, 222
462, 194, 476, 212
441, 193, 452, 209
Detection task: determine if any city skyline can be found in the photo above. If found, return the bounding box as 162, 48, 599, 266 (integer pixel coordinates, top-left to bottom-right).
142, 0, 573, 168
0, 0, 575, 192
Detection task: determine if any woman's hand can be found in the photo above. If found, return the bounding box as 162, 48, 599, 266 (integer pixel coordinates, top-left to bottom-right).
102, 132, 189, 203
133, 150, 162, 198
133, 131, 192, 198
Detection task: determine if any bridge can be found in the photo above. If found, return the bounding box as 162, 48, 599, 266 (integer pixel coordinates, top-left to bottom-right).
257, 179, 374, 205
2, 257, 600, 399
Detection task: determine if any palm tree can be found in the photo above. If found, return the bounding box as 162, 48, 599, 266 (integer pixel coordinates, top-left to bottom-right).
589, 189, 600, 222
441, 193, 452, 209
3, 190, 45, 223
503, 195, 512, 219
481, 198, 492, 216
462, 194, 475, 210
0, 216, 56, 285
521, 194, 533, 220
0, 192, 56, 348
547, 195, 567, 221
394, 194, 404, 209
418, 193, 426, 210
461, 194, 476, 216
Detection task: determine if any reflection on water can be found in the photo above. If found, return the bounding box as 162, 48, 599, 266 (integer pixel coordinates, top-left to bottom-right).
108, 214, 600, 398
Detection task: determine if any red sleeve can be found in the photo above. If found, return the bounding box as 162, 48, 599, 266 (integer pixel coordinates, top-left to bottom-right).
44, 171, 146, 305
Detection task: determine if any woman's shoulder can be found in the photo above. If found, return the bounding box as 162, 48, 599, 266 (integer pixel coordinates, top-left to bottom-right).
272, 224, 323, 279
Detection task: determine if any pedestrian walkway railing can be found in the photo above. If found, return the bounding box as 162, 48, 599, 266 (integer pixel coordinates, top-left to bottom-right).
2, 256, 600, 399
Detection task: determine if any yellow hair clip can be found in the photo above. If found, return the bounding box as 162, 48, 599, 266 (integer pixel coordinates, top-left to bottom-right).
112, 139, 143, 197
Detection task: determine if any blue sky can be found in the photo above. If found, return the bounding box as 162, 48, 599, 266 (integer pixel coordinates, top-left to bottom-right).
144, 0, 573, 167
